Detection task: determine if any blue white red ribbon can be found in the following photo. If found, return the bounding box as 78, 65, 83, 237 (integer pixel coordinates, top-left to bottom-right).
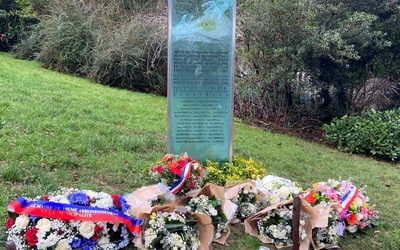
169, 161, 192, 194
7, 197, 142, 237
340, 186, 359, 215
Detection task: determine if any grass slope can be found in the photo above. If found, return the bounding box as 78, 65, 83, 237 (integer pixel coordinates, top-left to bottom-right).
0, 52, 399, 249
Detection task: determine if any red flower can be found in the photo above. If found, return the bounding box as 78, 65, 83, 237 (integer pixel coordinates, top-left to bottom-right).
94, 225, 104, 234
5, 218, 15, 229
177, 159, 186, 168
305, 191, 317, 204
112, 194, 121, 208
346, 213, 358, 226
57, 230, 64, 236
188, 181, 195, 190
162, 154, 174, 163
156, 165, 164, 174
25, 228, 39, 246
168, 162, 183, 176
40, 195, 50, 201
91, 233, 100, 241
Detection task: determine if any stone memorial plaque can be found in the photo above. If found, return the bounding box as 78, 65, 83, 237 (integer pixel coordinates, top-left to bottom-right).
167, 0, 236, 163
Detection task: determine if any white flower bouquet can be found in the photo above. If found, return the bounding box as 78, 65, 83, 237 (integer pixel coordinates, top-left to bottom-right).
224, 181, 263, 223
183, 183, 234, 245
134, 203, 213, 250
256, 175, 303, 207
5, 188, 140, 250
244, 199, 314, 250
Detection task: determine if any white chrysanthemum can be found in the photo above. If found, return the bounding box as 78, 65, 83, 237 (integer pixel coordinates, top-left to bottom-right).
46, 233, 60, 247
69, 220, 81, 228
36, 240, 49, 250
50, 195, 70, 204
98, 235, 112, 249
144, 228, 158, 248
92, 192, 113, 208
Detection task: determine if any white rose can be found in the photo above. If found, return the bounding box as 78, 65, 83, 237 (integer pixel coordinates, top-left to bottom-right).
346, 225, 358, 233
79, 221, 95, 239
357, 213, 364, 221
55, 240, 72, 250
354, 197, 363, 206
15, 214, 30, 229
36, 218, 51, 232
279, 186, 290, 199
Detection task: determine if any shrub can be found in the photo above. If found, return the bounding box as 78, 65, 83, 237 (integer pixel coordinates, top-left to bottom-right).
324, 109, 400, 161
90, 16, 167, 94
12, 22, 45, 60
0, 5, 19, 52
204, 156, 267, 186
34, 0, 96, 75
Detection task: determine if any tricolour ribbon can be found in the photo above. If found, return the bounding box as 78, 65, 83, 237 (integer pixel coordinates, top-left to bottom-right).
169, 161, 192, 194
339, 186, 359, 215
7, 197, 141, 237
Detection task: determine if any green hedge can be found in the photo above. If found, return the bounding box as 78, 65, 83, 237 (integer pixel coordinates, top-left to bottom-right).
324, 109, 400, 161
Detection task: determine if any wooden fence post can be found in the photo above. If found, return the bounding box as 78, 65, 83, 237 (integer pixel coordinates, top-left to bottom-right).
4, 241, 16, 250
292, 195, 301, 250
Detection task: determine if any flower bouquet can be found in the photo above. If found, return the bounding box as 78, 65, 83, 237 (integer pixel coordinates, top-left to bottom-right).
134, 203, 213, 250
244, 199, 313, 250
149, 153, 205, 196
224, 181, 263, 223
337, 183, 379, 236
256, 175, 303, 207
302, 179, 379, 249
126, 183, 176, 219
311, 209, 341, 249
5, 188, 140, 250
183, 183, 234, 245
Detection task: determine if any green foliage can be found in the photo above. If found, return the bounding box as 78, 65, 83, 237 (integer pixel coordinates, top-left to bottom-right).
204, 156, 267, 186
0, 1, 19, 52
324, 109, 400, 161
12, 0, 168, 93
1, 53, 400, 249
236, 0, 396, 123
35, 1, 95, 75
12, 22, 44, 59
90, 18, 167, 94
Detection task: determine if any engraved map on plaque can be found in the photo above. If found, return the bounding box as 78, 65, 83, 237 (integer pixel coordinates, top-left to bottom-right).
168, 0, 236, 163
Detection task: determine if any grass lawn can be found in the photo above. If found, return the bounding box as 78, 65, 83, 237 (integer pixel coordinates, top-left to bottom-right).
0, 52, 399, 249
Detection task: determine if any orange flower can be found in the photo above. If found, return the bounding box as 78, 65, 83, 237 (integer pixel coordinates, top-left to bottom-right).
305, 191, 317, 204
346, 213, 358, 226
168, 162, 183, 176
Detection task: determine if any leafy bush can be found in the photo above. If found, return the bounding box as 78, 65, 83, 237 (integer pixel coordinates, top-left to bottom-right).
90, 16, 167, 94
0, 2, 20, 52
36, 1, 95, 75
204, 156, 267, 186
12, 23, 45, 60
324, 109, 400, 161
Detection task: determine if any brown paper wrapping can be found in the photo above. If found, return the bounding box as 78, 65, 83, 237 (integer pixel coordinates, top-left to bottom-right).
224, 181, 265, 224
133, 204, 214, 250
308, 202, 343, 250
126, 184, 174, 218
224, 181, 257, 200
183, 183, 233, 245
244, 198, 316, 250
